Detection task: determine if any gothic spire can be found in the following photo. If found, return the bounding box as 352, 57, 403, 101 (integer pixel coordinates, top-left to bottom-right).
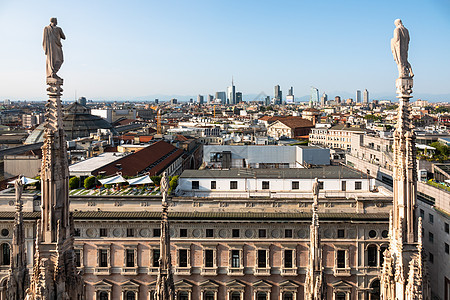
29, 18, 84, 300
304, 178, 325, 300
156, 172, 175, 300
6, 176, 29, 300
380, 19, 429, 300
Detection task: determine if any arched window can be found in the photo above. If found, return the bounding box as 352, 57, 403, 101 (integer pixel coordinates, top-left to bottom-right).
367, 244, 378, 267
370, 279, 380, 300
99, 291, 108, 300
283, 292, 293, 300
126, 291, 135, 300
204, 291, 214, 300
179, 291, 189, 300
1, 243, 10, 265
231, 292, 241, 300
257, 292, 267, 300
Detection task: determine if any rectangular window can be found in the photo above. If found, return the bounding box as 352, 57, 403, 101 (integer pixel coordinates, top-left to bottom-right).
262, 181, 270, 190
152, 249, 160, 267
257, 250, 266, 268
319, 181, 324, 189
127, 228, 134, 237
100, 228, 107, 237
205, 249, 214, 267
231, 250, 240, 268
355, 181, 362, 190
429, 232, 434, 243
429, 213, 434, 224
337, 229, 345, 238
446, 223, 449, 234
230, 181, 238, 189
232, 229, 240, 238
206, 229, 214, 238
99, 249, 108, 267
180, 229, 188, 237
259, 229, 267, 238
285, 229, 293, 238
429, 252, 434, 263
445, 243, 449, 254
284, 249, 293, 268
74, 228, 81, 237
179, 249, 188, 267
337, 250, 346, 268
126, 249, 135, 267
292, 181, 299, 190
74, 249, 81, 267
192, 181, 199, 190
420, 209, 424, 220
153, 228, 161, 237
341, 181, 346, 191
210, 181, 216, 189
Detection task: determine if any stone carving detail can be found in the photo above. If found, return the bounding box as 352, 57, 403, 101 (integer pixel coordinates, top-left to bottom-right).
6, 176, 29, 300
156, 171, 175, 300
271, 229, 280, 238
113, 228, 123, 237
380, 20, 430, 300
245, 229, 254, 238
304, 181, 325, 300
29, 18, 84, 300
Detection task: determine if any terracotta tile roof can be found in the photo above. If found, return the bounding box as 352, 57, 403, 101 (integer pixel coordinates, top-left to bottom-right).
92, 140, 183, 177
275, 117, 314, 129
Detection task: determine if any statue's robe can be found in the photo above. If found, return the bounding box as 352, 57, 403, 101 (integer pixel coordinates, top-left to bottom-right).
43, 25, 65, 78
391, 25, 411, 77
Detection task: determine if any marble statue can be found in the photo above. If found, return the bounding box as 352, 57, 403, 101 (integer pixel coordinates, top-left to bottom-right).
14, 175, 23, 203
312, 178, 319, 205
391, 19, 413, 78
43, 17, 66, 79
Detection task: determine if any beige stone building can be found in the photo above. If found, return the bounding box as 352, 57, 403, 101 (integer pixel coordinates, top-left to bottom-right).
309, 124, 366, 151
267, 118, 314, 139
0, 184, 392, 300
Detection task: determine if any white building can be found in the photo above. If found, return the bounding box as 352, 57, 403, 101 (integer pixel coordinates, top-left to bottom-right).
203, 145, 330, 169
177, 166, 378, 198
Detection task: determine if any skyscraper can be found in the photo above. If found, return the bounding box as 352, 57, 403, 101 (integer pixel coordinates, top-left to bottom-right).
363, 89, 369, 104
335, 96, 341, 105
236, 92, 243, 104
274, 85, 282, 105
207, 94, 214, 104
320, 92, 327, 107
215, 91, 226, 104
197, 94, 204, 105
227, 77, 236, 105
310, 87, 319, 107
286, 86, 294, 104
356, 90, 361, 103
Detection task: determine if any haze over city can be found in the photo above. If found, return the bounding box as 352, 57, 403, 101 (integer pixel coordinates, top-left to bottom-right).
1, 0, 450, 101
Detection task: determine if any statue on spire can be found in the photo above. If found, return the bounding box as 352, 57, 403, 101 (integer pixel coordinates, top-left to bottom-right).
156, 172, 175, 300
380, 19, 429, 300
29, 18, 84, 300
305, 178, 325, 300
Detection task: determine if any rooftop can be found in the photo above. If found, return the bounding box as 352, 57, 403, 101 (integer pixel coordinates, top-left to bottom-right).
69, 152, 129, 176
180, 165, 368, 179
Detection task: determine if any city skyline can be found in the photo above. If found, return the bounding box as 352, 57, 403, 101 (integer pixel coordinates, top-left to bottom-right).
0, 0, 450, 102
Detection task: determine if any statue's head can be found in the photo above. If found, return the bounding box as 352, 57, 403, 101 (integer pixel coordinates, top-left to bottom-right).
394, 19, 402, 27
50, 17, 58, 25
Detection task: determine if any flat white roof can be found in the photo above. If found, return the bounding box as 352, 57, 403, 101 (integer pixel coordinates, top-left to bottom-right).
69, 152, 127, 176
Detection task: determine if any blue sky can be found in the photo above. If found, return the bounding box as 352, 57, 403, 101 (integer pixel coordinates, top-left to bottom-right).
0, 0, 449, 101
